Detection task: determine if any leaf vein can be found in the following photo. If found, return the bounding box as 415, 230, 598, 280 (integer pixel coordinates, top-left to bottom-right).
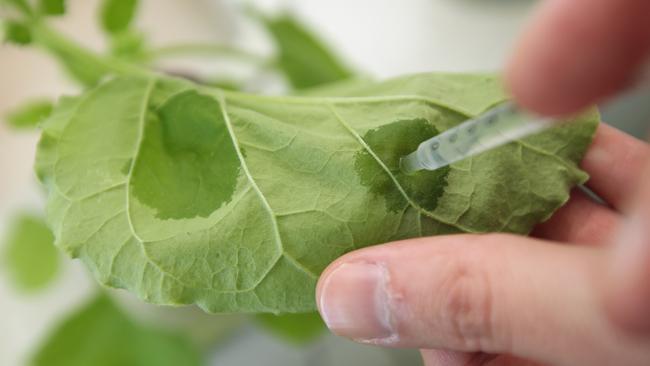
218, 92, 318, 282
326, 103, 475, 232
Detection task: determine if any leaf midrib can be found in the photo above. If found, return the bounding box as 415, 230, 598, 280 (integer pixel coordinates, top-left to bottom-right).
217, 91, 319, 282
123, 78, 196, 289
121, 81, 284, 295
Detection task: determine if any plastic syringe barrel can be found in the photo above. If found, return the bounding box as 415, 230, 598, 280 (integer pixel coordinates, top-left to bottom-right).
400, 102, 554, 173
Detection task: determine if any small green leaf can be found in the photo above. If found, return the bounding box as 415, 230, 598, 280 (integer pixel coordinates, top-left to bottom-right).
109, 29, 145, 61
256, 312, 325, 344
4, 21, 32, 45
3, 214, 59, 292
39, 0, 66, 16
5, 99, 54, 129
100, 0, 139, 35
263, 14, 354, 89
31, 294, 203, 366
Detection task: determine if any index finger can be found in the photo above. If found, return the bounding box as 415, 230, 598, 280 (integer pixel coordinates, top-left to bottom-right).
506, 0, 650, 116
581, 123, 650, 210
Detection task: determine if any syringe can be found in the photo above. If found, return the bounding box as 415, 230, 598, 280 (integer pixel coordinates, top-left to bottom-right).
399, 102, 555, 174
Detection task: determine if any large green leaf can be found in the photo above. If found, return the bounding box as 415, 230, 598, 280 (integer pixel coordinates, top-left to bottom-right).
2, 214, 59, 292
263, 15, 354, 89
31, 294, 202, 366
35, 73, 598, 313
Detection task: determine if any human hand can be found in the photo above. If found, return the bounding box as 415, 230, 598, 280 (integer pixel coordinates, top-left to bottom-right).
315, 1, 650, 365
315, 122, 649, 365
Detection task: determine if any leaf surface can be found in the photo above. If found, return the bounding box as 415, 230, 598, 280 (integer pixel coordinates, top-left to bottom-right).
35, 73, 598, 313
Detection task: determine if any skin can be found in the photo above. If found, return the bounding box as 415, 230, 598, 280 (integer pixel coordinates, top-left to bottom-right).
316, 0, 650, 365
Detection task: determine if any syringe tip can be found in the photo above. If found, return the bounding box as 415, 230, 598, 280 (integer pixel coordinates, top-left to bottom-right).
399, 153, 422, 175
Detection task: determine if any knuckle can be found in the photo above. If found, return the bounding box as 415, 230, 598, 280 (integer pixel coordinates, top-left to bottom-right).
434, 250, 497, 350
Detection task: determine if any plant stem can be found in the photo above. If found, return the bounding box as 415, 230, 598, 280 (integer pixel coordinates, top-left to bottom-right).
144, 43, 277, 71
3, 0, 33, 16
29, 21, 155, 83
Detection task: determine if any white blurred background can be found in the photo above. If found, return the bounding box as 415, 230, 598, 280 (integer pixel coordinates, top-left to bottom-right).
1, 1, 649, 365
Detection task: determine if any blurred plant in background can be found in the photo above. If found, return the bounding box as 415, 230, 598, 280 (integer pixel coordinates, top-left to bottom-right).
0, 0, 424, 365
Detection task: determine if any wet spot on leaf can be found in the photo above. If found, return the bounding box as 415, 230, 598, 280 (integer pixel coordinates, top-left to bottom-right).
131, 91, 240, 219
355, 119, 450, 212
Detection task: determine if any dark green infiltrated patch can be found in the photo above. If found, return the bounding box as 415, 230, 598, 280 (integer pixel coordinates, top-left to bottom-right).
355, 119, 450, 212
131, 91, 240, 220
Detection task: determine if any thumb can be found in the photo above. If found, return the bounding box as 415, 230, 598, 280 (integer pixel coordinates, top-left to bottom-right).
316, 234, 650, 366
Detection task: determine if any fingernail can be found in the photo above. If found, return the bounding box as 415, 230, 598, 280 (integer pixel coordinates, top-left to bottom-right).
317, 262, 397, 343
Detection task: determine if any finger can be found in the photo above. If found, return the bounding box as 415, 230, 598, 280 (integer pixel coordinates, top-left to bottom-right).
506, 0, 650, 116
606, 160, 650, 333
484, 355, 547, 366
317, 235, 650, 365
532, 188, 619, 246
420, 351, 542, 366
420, 349, 495, 366
481, 355, 546, 366
580, 124, 650, 210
